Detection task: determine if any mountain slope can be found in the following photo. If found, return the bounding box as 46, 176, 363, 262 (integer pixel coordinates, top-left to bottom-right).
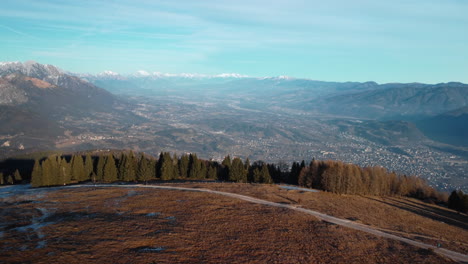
0, 62, 139, 157
310, 82, 468, 119
415, 106, 468, 147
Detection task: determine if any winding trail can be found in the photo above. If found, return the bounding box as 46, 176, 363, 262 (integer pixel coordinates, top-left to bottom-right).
68, 184, 468, 263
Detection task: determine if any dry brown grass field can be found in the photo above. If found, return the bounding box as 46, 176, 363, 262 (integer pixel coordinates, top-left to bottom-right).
1, 182, 466, 263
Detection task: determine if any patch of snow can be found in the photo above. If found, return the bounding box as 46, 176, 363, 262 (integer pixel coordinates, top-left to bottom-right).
135, 70, 150, 76
1, 141, 10, 147
99, 70, 120, 76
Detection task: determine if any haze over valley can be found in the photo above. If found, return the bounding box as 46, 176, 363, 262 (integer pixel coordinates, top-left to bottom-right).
1, 61, 467, 192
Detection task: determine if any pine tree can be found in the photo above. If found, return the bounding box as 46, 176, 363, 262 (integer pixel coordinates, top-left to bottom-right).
207, 164, 217, 179
118, 153, 128, 181
71, 155, 86, 182
229, 157, 246, 182
126, 151, 137, 181
96, 155, 106, 182
103, 154, 118, 182
260, 163, 273, 183
41, 158, 52, 186
189, 154, 202, 179
138, 154, 152, 183
221, 155, 232, 181
179, 154, 190, 179
160, 152, 175, 180
84, 153, 94, 181
31, 160, 42, 187
59, 157, 71, 185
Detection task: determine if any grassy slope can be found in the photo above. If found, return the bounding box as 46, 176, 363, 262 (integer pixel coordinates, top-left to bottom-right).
1, 183, 466, 263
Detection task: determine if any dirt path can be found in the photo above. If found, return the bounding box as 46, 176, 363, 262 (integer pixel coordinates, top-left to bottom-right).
64, 184, 467, 263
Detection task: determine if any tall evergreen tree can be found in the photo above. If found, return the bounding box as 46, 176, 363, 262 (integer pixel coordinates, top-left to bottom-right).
103, 154, 118, 182
59, 157, 71, 185
84, 153, 94, 181
179, 154, 190, 179
189, 154, 202, 179
207, 164, 217, 179
229, 157, 246, 182
137, 154, 152, 182
260, 163, 273, 183
160, 152, 175, 180
96, 155, 106, 182
71, 155, 86, 182
31, 159, 42, 187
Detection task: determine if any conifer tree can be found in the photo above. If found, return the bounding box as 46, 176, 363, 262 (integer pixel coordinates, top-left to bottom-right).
160, 152, 175, 180
59, 157, 71, 185
31, 159, 42, 187
84, 153, 94, 181
41, 158, 52, 186
118, 153, 128, 181
260, 163, 273, 183
96, 155, 106, 182
126, 151, 137, 181
179, 154, 190, 178
207, 164, 217, 179
229, 157, 246, 182
71, 155, 86, 182
103, 154, 118, 182
221, 155, 232, 181
138, 154, 152, 182
189, 154, 202, 179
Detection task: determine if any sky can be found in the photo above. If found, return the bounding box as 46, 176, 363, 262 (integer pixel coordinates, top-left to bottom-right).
1, 0, 467, 83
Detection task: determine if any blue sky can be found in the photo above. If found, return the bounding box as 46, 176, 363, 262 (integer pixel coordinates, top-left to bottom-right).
1, 0, 467, 83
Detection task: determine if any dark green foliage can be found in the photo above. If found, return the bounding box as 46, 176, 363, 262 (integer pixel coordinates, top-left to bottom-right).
21, 150, 449, 205
220, 155, 232, 181
84, 153, 94, 181
31, 160, 42, 187
179, 154, 190, 178
96, 155, 106, 182
160, 152, 176, 180
103, 154, 118, 182
229, 157, 246, 182
207, 164, 217, 179
188, 154, 203, 179
122, 151, 137, 181
71, 155, 86, 182
137, 154, 153, 182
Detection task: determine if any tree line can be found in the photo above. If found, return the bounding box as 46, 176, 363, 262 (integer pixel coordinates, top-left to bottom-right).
28, 151, 274, 187
2, 150, 464, 207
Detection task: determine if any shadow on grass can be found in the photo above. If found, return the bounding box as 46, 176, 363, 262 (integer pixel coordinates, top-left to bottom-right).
366, 197, 468, 231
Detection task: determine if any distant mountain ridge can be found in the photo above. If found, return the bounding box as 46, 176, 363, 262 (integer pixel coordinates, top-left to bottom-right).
308, 82, 468, 119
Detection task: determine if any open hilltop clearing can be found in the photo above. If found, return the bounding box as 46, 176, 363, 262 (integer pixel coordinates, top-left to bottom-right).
1, 183, 467, 263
